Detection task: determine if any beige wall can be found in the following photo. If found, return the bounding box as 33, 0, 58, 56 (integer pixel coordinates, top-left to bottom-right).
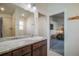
38, 15, 47, 37
0, 14, 14, 37
26, 14, 35, 36
12, 13, 16, 36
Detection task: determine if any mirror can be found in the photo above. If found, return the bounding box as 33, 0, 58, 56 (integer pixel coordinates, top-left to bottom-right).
0, 3, 35, 38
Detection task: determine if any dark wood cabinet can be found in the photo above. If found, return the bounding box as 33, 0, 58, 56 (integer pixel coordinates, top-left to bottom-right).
32, 40, 47, 56
12, 48, 23, 56
1, 52, 12, 56
23, 53, 31, 56
32, 49, 41, 56
22, 45, 31, 55
0, 40, 47, 56
41, 45, 47, 56
12, 45, 31, 56
0, 45, 31, 56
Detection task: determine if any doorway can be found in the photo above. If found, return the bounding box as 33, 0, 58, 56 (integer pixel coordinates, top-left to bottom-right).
0, 17, 3, 37
49, 12, 64, 55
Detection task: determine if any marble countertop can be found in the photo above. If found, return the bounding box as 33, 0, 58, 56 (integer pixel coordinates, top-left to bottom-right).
0, 37, 46, 55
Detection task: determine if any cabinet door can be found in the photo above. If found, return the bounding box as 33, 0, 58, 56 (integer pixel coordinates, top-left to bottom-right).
33, 49, 40, 56
42, 45, 47, 56
12, 48, 22, 56
32, 40, 47, 56
22, 45, 31, 55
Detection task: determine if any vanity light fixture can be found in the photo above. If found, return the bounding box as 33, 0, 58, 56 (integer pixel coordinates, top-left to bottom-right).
27, 3, 37, 11
0, 7, 5, 11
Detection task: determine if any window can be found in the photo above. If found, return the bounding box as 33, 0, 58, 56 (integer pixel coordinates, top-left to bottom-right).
19, 20, 24, 30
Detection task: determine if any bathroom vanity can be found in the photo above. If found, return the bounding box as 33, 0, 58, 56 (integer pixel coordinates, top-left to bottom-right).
0, 37, 47, 56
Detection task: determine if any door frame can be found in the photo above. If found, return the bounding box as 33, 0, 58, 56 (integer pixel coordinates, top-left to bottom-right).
0, 17, 3, 37
49, 11, 65, 53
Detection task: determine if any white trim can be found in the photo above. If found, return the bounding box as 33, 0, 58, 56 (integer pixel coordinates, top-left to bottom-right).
48, 9, 67, 55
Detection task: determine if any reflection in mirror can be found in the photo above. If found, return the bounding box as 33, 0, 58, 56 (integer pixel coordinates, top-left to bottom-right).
0, 3, 35, 39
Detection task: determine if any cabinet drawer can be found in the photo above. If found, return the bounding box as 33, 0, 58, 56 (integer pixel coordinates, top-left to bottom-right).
22, 45, 31, 55
33, 40, 47, 49
12, 48, 22, 56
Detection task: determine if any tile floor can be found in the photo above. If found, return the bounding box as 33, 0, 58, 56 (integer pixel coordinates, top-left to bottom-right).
48, 50, 62, 56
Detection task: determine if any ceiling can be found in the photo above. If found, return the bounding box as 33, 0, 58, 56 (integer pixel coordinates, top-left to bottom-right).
0, 3, 33, 18
0, 3, 16, 15
51, 12, 64, 18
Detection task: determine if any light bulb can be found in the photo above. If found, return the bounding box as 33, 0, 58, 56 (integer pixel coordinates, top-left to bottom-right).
27, 4, 31, 8
0, 7, 5, 11
33, 6, 37, 11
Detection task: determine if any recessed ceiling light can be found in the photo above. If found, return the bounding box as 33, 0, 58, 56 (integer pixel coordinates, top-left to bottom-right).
0, 7, 5, 11
27, 4, 31, 8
